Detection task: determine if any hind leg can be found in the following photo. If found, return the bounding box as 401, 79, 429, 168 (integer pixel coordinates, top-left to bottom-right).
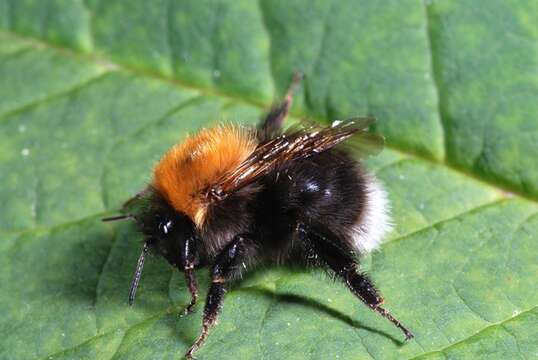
297, 223, 414, 340
257, 72, 303, 141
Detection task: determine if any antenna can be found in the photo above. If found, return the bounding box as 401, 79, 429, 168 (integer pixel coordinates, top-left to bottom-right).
102, 214, 135, 222
128, 242, 149, 306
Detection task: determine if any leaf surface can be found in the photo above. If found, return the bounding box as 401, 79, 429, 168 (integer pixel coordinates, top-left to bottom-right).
1, 1, 537, 359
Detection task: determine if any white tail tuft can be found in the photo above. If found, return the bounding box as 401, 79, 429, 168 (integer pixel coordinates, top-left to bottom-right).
351, 175, 393, 253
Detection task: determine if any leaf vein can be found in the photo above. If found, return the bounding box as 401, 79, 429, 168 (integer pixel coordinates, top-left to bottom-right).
407, 306, 537, 360
94, 229, 120, 332
256, 0, 277, 99
384, 198, 508, 248
422, 0, 445, 160
0, 71, 109, 123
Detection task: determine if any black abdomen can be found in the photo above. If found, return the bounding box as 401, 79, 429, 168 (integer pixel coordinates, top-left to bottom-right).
251, 150, 367, 260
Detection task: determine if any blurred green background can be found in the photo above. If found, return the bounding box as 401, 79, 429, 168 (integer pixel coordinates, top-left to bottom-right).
0, 1, 537, 359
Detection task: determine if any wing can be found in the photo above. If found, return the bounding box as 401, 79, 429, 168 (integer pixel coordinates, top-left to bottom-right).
207, 118, 382, 201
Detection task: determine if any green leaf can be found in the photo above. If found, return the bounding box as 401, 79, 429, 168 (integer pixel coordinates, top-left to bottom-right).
1, 1, 537, 360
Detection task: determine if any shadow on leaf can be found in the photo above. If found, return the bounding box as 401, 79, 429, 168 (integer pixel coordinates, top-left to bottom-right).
239, 286, 403, 345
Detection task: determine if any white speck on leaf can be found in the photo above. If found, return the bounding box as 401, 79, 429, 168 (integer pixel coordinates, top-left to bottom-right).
18, 124, 26, 133
101, 61, 118, 71
213, 70, 221, 78
21, 148, 30, 157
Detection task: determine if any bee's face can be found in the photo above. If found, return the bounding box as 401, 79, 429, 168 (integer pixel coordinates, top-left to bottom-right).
139, 203, 196, 269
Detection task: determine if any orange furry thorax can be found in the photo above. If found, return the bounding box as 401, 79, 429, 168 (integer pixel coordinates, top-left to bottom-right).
153, 125, 257, 227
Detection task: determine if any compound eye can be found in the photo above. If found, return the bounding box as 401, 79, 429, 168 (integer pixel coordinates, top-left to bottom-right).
158, 219, 173, 236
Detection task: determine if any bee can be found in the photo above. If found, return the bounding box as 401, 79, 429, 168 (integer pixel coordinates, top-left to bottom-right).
104, 74, 413, 359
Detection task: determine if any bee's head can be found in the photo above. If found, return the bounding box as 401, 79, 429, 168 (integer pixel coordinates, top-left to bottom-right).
137, 192, 197, 268
110, 189, 198, 305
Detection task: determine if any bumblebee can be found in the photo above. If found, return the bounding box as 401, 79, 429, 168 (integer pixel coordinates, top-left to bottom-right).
104, 74, 413, 359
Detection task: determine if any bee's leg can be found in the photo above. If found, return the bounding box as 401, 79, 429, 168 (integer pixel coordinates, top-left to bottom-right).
182, 234, 198, 315
257, 72, 303, 141
185, 235, 249, 360
297, 223, 414, 340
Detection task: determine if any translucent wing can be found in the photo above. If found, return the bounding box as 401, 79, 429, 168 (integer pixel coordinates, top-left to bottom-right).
340, 127, 384, 158
208, 118, 380, 201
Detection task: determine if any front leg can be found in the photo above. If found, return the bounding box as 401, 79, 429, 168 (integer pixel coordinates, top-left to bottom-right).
185, 235, 249, 359
182, 234, 198, 315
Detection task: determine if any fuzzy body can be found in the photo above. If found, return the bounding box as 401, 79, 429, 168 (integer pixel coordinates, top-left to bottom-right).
144, 126, 390, 268
122, 79, 416, 360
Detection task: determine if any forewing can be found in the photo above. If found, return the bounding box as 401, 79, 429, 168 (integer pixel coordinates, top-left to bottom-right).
341, 129, 385, 158
208, 118, 378, 200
